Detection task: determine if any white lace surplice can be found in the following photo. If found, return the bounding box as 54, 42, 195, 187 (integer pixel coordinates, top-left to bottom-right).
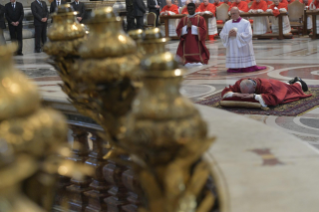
202, 11, 218, 35
266, 8, 291, 34
220, 19, 256, 69
249, 9, 269, 35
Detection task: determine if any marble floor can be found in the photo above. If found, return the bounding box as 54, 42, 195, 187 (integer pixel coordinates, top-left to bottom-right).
15, 37, 319, 149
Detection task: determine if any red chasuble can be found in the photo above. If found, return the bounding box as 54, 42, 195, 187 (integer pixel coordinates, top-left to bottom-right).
250, 0, 268, 10
269, 3, 287, 16
228, 1, 249, 12
161, 4, 180, 14
196, 3, 216, 15
176, 15, 210, 64
221, 78, 312, 106
214, 2, 224, 7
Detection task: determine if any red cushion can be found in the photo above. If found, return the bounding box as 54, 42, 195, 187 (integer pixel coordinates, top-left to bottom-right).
217, 20, 224, 24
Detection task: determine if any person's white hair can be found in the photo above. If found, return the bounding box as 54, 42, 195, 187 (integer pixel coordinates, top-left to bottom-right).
240, 79, 255, 93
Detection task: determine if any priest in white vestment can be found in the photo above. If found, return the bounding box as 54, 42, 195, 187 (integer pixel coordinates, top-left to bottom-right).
266, 0, 291, 34
220, 7, 266, 73
248, 0, 269, 35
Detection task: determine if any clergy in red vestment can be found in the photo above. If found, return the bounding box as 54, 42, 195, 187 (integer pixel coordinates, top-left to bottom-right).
196, 0, 218, 38
214, 0, 224, 7
221, 77, 311, 107
249, 0, 269, 34
228, 0, 249, 12
160, 0, 180, 15
176, 3, 210, 66
304, 0, 312, 6
267, 0, 291, 33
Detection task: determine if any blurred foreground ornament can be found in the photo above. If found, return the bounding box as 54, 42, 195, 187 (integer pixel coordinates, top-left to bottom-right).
121, 29, 217, 212
0, 42, 93, 211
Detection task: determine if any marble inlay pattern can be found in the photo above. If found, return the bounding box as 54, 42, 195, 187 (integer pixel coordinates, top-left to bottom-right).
19, 38, 319, 150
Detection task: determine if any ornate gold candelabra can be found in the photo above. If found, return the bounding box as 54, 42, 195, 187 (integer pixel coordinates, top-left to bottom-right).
0, 42, 93, 212
45, 5, 218, 212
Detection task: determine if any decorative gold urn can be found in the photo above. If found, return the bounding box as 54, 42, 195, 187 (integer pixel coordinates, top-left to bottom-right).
118, 29, 217, 212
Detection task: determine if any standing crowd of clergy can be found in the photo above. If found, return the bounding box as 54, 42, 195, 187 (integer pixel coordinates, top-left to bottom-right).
0, 0, 85, 55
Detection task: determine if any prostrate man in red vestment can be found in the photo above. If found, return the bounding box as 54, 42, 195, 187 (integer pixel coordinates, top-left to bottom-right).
228, 0, 249, 13
249, 0, 269, 35
221, 77, 311, 107
196, 0, 218, 39
267, 0, 291, 34
161, 0, 180, 37
176, 3, 210, 66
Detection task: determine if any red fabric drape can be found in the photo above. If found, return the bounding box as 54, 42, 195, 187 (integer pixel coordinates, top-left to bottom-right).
221, 78, 312, 106
176, 15, 210, 64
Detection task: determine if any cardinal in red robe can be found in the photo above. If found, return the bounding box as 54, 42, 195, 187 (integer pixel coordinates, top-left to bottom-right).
196, 1, 217, 15
160, 0, 180, 15
221, 77, 311, 107
176, 3, 210, 65
228, 0, 249, 12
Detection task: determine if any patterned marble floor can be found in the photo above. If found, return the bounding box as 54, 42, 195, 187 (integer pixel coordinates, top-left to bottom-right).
16, 37, 319, 149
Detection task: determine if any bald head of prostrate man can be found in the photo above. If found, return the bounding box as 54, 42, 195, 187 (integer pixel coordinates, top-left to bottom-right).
230, 7, 240, 20
240, 79, 257, 94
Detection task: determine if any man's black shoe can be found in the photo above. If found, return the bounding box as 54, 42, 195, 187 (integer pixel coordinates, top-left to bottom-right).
289, 77, 308, 92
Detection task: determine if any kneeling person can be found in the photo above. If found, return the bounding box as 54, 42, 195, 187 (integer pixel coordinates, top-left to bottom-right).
176, 3, 210, 66
220, 7, 266, 73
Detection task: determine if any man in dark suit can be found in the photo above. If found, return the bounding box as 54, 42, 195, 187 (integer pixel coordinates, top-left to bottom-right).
147, 0, 161, 26
5, 0, 24, 55
0, 4, 6, 44
134, 0, 146, 29
50, 0, 67, 14
71, 0, 85, 23
31, 0, 49, 53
